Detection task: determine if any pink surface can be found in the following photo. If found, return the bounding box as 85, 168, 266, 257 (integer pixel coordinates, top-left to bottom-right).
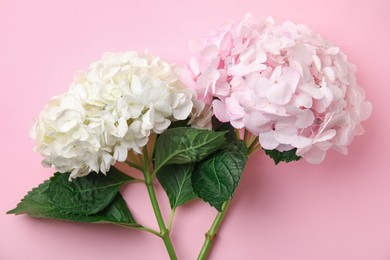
1, 0, 389, 259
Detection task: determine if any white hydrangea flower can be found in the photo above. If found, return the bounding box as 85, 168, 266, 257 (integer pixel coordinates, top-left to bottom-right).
31, 51, 194, 179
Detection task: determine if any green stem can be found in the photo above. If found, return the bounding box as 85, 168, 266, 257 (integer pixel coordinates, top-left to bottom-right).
142, 148, 177, 260
125, 156, 143, 171
247, 136, 260, 153
243, 129, 249, 144
235, 129, 241, 140
168, 207, 176, 231
197, 142, 259, 259
122, 141, 176, 258
197, 200, 232, 260
144, 175, 177, 260
131, 178, 145, 183
116, 224, 161, 237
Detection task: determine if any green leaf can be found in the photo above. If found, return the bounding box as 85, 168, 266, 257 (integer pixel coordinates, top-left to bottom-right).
192, 141, 248, 211
48, 168, 134, 215
211, 118, 237, 143
157, 163, 197, 208
154, 127, 226, 172
93, 193, 137, 225
168, 119, 190, 129
264, 148, 301, 165
7, 180, 52, 217
7, 178, 138, 225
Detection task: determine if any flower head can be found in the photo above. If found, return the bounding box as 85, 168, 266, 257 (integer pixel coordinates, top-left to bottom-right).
182, 14, 372, 163
32, 51, 193, 179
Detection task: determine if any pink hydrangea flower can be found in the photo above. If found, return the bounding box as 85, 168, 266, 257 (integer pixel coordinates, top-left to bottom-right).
182, 14, 372, 164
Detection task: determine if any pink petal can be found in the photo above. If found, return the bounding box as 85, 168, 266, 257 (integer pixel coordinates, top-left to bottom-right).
280, 67, 300, 92
259, 131, 279, 150
214, 70, 231, 97
292, 92, 313, 108
225, 97, 245, 120
267, 82, 293, 105
239, 47, 256, 63
313, 55, 322, 70
212, 99, 230, 122
255, 77, 272, 97
291, 135, 312, 148
244, 111, 272, 134
290, 43, 313, 66
200, 44, 219, 59
270, 66, 282, 82
189, 57, 200, 76
300, 83, 324, 99
257, 52, 267, 63
179, 68, 198, 90
228, 62, 266, 77
231, 119, 245, 129
219, 32, 233, 58
295, 109, 315, 128
197, 67, 220, 96
326, 46, 340, 55
360, 101, 373, 121
314, 129, 337, 143
301, 146, 327, 164
323, 67, 336, 81
273, 124, 298, 144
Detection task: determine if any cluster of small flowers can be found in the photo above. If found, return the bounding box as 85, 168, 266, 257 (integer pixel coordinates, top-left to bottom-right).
181, 14, 372, 163
32, 14, 372, 178
32, 52, 193, 179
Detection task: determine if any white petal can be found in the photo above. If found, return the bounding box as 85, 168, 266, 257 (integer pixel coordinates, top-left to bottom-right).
142, 107, 154, 130
114, 146, 128, 162
117, 117, 128, 137
131, 75, 143, 95
173, 100, 193, 120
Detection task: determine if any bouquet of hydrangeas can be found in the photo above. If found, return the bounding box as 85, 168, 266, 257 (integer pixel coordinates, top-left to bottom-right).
8, 14, 372, 259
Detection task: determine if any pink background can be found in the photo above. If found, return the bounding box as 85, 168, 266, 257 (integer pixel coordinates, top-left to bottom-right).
1, 0, 389, 259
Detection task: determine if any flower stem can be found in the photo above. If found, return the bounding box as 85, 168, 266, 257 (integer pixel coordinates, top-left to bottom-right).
144, 173, 177, 260
197, 199, 232, 260
168, 207, 176, 231
243, 129, 248, 144
124, 159, 143, 171
142, 146, 177, 260
197, 139, 259, 259
116, 223, 161, 237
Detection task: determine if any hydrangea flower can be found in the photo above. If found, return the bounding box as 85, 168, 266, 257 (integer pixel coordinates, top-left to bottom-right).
32, 51, 194, 179
182, 14, 372, 163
